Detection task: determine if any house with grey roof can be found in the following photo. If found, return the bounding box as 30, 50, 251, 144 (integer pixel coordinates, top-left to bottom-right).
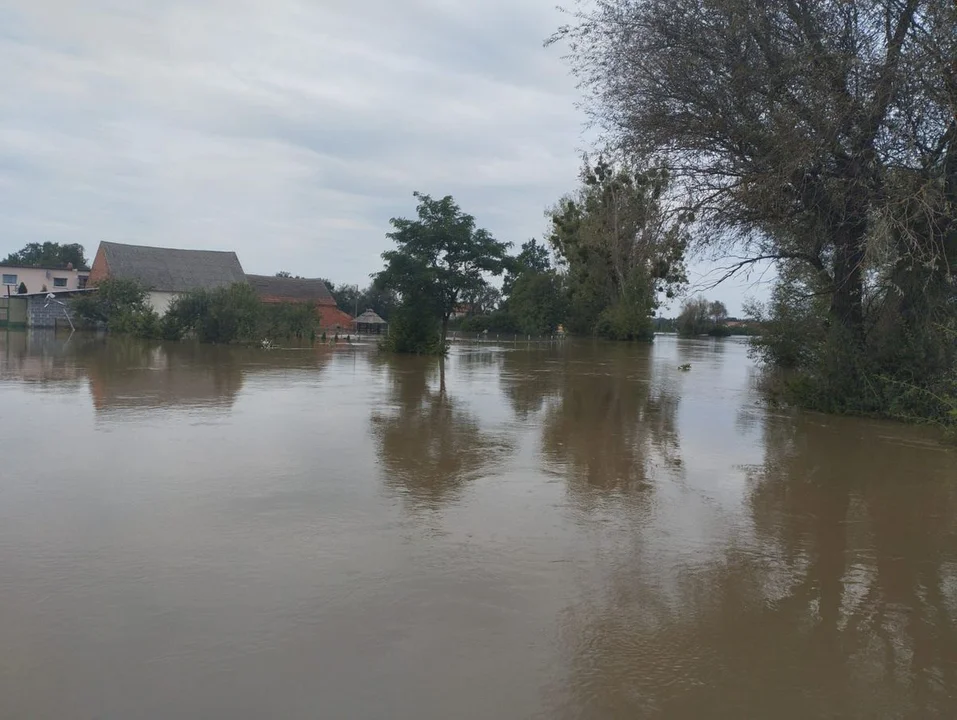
89, 241, 247, 315
246, 274, 355, 330
246, 275, 335, 305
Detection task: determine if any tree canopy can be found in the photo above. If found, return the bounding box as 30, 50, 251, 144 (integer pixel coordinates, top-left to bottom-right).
504, 239, 567, 336
548, 159, 687, 340
375, 192, 510, 353
677, 297, 730, 337
552, 0, 955, 334
552, 0, 957, 423
2, 242, 89, 270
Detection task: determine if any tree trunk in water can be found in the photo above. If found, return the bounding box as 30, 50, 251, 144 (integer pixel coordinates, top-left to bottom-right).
441, 315, 449, 347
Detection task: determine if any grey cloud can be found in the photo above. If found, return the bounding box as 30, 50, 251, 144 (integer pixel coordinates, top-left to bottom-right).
0, 0, 762, 313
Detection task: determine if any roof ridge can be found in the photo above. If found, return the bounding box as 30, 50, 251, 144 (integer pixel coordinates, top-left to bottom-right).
102, 241, 238, 255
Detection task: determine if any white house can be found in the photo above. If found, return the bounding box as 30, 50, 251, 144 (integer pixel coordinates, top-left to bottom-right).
0, 265, 89, 295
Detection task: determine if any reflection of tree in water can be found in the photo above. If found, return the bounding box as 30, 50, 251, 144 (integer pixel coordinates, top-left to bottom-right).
745, 415, 957, 715
371, 356, 512, 508
499, 347, 564, 421
540, 345, 681, 497
552, 413, 957, 718
81, 338, 247, 412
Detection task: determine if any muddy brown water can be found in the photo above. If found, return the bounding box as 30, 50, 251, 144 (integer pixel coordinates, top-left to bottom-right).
2, 330, 956, 719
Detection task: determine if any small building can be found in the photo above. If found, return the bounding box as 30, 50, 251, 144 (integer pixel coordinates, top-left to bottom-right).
247, 274, 354, 330
0, 288, 97, 330
26, 289, 97, 329
1, 264, 90, 295
354, 309, 388, 334
88, 241, 246, 315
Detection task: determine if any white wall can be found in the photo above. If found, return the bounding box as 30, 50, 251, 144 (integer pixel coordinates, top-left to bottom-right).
0, 266, 88, 294
147, 291, 177, 316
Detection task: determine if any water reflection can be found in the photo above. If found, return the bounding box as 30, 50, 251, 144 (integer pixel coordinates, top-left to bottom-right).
745, 413, 957, 715
540, 344, 681, 498
80, 338, 246, 413
0, 330, 86, 389
3, 334, 957, 718
499, 346, 563, 420
371, 356, 513, 508
554, 406, 957, 718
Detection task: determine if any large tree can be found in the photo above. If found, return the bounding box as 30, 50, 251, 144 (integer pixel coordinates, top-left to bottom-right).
3, 242, 89, 270
504, 239, 567, 335
548, 159, 688, 339
375, 192, 510, 352
550, 0, 957, 343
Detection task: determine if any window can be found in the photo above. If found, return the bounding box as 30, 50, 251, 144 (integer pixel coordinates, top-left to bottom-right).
2, 274, 17, 286
53, 277, 68, 288
78, 275, 89, 289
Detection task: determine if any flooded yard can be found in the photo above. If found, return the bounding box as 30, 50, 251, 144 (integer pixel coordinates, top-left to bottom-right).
2, 331, 956, 718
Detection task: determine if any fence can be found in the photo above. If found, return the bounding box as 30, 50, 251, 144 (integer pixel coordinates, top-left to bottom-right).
449, 331, 567, 345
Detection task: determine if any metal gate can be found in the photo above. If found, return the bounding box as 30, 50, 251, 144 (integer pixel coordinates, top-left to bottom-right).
0, 296, 27, 328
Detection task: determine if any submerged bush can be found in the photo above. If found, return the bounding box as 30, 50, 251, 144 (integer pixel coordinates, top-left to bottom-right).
165, 283, 263, 344
73, 278, 162, 339
260, 302, 316, 340
746, 266, 956, 429
380, 299, 446, 355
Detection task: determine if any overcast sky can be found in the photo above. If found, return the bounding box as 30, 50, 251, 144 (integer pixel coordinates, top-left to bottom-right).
0, 0, 767, 315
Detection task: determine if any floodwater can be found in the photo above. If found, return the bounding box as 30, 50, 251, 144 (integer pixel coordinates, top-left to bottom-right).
2, 331, 957, 719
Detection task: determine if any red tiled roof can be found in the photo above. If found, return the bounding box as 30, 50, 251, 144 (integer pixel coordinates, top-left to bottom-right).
317, 306, 354, 330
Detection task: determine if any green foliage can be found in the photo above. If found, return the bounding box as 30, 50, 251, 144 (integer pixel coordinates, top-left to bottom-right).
503, 239, 552, 297
744, 266, 830, 369
2, 242, 89, 270
508, 269, 566, 336
260, 302, 316, 340
375, 192, 510, 351
552, 0, 956, 426
73, 278, 148, 325
454, 311, 520, 334
165, 283, 263, 344
677, 297, 731, 337
747, 265, 956, 428
72, 278, 161, 338
17, 282, 27, 294
331, 282, 398, 321
676, 297, 709, 337
111, 306, 164, 339
653, 316, 677, 333
548, 159, 687, 340
379, 298, 446, 355
596, 301, 654, 341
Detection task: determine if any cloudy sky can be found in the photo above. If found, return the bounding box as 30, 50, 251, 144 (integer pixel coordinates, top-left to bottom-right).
0, 0, 765, 314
